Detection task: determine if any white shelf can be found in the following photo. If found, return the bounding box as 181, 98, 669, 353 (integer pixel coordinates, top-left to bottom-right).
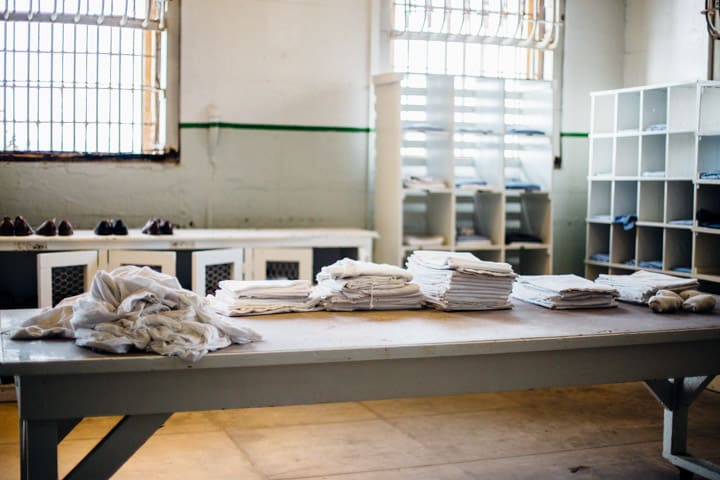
586, 81, 720, 285
375, 73, 553, 273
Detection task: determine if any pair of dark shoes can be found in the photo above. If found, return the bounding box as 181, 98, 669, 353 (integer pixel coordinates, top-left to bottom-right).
36, 218, 74, 236
0, 216, 33, 236
94, 219, 128, 235
142, 218, 173, 235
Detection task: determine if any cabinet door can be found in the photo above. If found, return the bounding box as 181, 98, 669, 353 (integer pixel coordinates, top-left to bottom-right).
37, 251, 98, 307
250, 248, 312, 281
106, 250, 176, 276
191, 249, 244, 296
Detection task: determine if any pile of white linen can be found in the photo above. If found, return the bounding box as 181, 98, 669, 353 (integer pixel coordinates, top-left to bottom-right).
206, 279, 321, 316
11, 266, 260, 362
512, 274, 619, 309
594, 270, 699, 304
312, 258, 425, 311
406, 250, 515, 311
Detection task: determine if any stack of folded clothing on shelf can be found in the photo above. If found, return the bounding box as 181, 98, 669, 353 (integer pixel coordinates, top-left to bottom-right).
594, 270, 699, 304
405, 250, 515, 311
512, 274, 619, 309
312, 258, 425, 311
403, 234, 445, 247
207, 279, 321, 316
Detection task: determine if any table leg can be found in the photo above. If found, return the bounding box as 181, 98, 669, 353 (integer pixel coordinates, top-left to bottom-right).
21, 419, 59, 480
646, 377, 720, 480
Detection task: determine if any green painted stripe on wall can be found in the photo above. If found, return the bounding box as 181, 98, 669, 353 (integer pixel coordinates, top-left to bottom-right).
560, 132, 589, 138
180, 122, 372, 133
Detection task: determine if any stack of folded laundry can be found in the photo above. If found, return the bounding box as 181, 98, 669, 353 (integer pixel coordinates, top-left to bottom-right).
512, 274, 619, 309
405, 250, 515, 311
207, 279, 321, 316
312, 258, 425, 311
594, 270, 699, 304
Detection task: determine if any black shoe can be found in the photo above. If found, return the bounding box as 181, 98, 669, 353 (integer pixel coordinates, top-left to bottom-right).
111, 218, 128, 235
141, 218, 159, 235
58, 219, 74, 236
158, 219, 174, 235
0, 217, 13, 236
14, 216, 34, 236
36, 219, 57, 236
94, 219, 112, 235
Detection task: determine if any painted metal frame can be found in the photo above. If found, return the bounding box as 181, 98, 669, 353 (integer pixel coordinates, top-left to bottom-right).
36, 250, 99, 308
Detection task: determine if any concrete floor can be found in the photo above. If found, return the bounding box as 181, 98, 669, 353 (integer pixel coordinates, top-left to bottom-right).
0, 383, 719, 479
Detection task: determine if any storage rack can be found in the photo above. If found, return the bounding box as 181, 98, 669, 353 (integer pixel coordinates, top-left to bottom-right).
585, 81, 720, 285
374, 73, 554, 274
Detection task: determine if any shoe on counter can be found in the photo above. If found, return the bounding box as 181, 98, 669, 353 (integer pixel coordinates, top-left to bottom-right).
141, 218, 160, 235
58, 219, 74, 236
94, 219, 112, 235
0, 217, 13, 236
158, 219, 174, 235
111, 218, 128, 235
14, 216, 34, 236
36, 219, 58, 236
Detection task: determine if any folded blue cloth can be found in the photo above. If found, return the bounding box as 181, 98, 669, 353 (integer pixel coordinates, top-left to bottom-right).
590, 253, 610, 263
506, 178, 541, 191
697, 209, 720, 229
507, 128, 546, 135
639, 260, 663, 270
645, 123, 666, 132
700, 171, 720, 180
613, 214, 637, 231
672, 267, 692, 274
455, 178, 487, 188
624, 259, 636, 266
668, 219, 693, 226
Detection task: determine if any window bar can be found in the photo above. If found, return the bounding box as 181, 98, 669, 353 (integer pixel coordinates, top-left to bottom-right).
2, 5, 6, 150
26, 1, 31, 150
94, 19, 98, 152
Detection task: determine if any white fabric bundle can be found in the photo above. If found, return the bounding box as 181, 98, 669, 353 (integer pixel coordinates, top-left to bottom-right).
594, 270, 699, 304
406, 250, 516, 311
206, 279, 322, 316
11, 266, 260, 361
512, 274, 619, 309
312, 258, 424, 311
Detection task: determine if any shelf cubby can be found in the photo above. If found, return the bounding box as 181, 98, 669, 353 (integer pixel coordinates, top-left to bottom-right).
505, 192, 551, 245
668, 84, 697, 131
505, 248, 551, 276
696, 183, 720, 230
638, 180, 664, 223
609, 265, 637, 275
697, 135, 720, 177
695, 232, 720, 278
641, 88, 667, 131
591, 93, 615, 134
665, 181, 694, 225
636, 226, 663, 269
588, 181, 612, 219
640, 134, 666, 176
615, 136, 639, 177
664, 228, 692, 274
699, 84, 720, 133
617, 91, 641, 133
612, 181, 638, 217
584, 264, 608, 280
590, 137, 613, 176
402, 192, 454, 247
586, 223, 611, 262
455, 191, 503, 248
610, 224, 636, 265
666, 132, 696, 178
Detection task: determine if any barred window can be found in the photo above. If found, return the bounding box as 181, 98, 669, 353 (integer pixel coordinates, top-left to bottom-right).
389, 0, 561, 80
0, 0, 178, 162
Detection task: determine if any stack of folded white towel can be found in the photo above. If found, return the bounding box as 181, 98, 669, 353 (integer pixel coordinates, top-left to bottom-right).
312, 258, 425, 311
512, 274, 619, 309
405, 250, 516, 311
207, 279, 322, 316
594, 270, 699, 304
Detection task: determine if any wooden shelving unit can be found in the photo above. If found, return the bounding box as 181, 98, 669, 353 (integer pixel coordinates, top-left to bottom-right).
374, 73, 553, 274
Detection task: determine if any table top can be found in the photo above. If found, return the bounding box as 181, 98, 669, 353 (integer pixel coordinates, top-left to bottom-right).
0, 228, 378, 251
3, 301, 720, 376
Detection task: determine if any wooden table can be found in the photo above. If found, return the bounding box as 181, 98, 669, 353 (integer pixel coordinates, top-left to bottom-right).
2, 302, 720, 479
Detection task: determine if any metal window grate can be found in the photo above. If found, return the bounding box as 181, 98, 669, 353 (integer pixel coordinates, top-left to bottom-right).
51, 264, 85, 306
266, 261, 300, 281
0, 0, 168, 154
205, 262, 232, 296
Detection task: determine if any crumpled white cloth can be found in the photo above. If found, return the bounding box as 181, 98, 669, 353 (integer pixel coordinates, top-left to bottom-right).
11, 266, 260, 361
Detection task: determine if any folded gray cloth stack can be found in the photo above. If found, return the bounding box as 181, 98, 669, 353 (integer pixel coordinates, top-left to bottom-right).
207, 279, 322, 316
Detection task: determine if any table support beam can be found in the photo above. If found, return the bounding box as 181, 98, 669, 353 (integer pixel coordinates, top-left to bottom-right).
64, 413, 170, 480
645, 377, 720, 480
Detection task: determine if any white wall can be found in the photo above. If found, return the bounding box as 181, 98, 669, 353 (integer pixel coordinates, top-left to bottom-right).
0, 0, 371, 230
624, 0, 708, 86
